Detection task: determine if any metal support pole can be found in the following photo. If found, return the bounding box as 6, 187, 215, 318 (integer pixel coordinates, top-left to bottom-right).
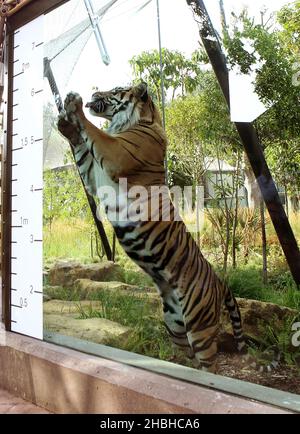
84, 0, 110, 65
44, 57, 112, 261
156, 0, 165, 129
187, 0, 300, 286
156, 0, 168, 182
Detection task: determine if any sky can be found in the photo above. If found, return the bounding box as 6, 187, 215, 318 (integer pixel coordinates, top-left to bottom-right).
44, 0, 290, 105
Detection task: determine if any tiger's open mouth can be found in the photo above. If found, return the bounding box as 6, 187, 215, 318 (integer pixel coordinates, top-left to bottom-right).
85, 99, 106, 114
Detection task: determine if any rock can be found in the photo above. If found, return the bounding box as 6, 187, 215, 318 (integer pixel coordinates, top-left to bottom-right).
44, 285, 65, 300
73, 279, 161, 307
73, 279, 140, 298
44, 313, 130, 345
219, 297, 298, 350
44, 299, 101, 315
236, 298, 296, 325
47, 260, 123, 287
43, 294, 52, 302
44, 300, 130, 345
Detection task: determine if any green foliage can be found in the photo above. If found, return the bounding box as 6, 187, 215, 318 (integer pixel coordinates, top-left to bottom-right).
117, 255, 153, 287
226, 266, 300, 310
44, 219, 92, 263
129, 48, 203, 102
165, 71, 241, 188
165, 93, 208, 187
43, 164, 90, 228
265, 139, 300, 195
258, 315, 300, 366
223, 4, 300, 196
224, 8, 298, 114
44, 285, 81, 301
277, 0, 300, 54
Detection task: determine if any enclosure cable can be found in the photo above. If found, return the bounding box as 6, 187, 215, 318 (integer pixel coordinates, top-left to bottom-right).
101, 0, 152, 23
61, 0, 81, 33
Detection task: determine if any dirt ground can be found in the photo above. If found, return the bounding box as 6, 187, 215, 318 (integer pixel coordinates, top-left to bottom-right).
217, 353, 300, 395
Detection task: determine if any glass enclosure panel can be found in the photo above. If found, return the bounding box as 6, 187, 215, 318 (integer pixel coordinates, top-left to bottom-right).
42, 0, 300, 398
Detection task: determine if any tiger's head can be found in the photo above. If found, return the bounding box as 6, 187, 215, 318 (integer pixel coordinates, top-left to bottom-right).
85, 82, 160, 134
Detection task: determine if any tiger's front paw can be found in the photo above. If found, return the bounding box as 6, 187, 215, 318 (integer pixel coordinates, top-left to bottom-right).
57, 109, 81, 146
64, 92, 84, 118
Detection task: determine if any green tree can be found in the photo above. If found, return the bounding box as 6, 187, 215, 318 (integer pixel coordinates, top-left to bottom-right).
129, 48, 203, 102
43, 155, 91, 230
223, 4, 300, 202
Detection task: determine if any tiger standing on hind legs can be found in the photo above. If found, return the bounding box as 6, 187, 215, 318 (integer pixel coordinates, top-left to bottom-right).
57, 82, 248, 373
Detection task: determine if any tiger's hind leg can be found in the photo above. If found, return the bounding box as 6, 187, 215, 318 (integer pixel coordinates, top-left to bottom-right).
224, 288, 281, 371
186, 325, 219, 372
160, 291, 194, 360
162, 288, 218, 371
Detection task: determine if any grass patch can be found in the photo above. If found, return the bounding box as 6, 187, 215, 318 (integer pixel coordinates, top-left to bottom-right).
44, 219, 91, 262
44, 218, 117, 265
226, 266, 300, 310
116, 255, 154, 287
251, 315, 300, 367
75, 289, 174, 360
44, 285, 82, 301
44, 215, 300, 367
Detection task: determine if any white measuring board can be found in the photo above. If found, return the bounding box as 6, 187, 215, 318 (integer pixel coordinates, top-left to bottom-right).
10, 15, 44, 339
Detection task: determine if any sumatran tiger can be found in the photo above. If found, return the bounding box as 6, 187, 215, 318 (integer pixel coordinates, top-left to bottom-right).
57, 83, 278, 372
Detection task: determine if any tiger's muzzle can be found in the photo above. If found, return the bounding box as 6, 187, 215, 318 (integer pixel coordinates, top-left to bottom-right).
85, 99, 106, 114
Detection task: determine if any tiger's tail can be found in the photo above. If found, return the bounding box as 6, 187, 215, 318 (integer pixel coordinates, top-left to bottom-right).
224, 287, 247, 353
224, 287, 281, 372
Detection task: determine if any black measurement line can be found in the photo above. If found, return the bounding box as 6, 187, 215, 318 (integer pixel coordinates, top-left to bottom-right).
13, 88, 19, 93
12, 103, 19, 107
11, 210, 18, 213
11, 257, 17, 260
13, 44, 20, 49
34, 291, 43, 294
11, 241, 18, 244
12, 179, 18, 182
34, 188, 43, 191
11, 272, 17, 276
12, 147, 22, 151
13, 71, 24, 78
13, 59, 19, 64
11, 194, 18, 197
11, 304, 22, 309
34, 138, 43, 142
11, 163, 18, 167
11, 226, 23, 228
11, 288, 18, 292
12, 118, 18, 122
34, 239, 43, 242
11, 320, 17, 324
14, 30, 20, 35
35, 41, 44, 47
35, 89, 43, 95
12, 133, 18, 136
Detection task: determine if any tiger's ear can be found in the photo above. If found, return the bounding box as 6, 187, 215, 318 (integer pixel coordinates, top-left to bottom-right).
133, 82, 148, 102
